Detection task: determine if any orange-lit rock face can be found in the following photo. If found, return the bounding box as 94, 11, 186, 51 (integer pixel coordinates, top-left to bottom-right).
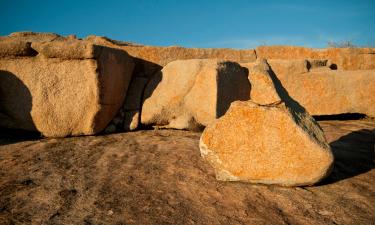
200, 101, 334, 186
256, 46, 375, 70
141, 59, 251, 130
0, 38, 134, 137
121, 46, 257, 67
277, 70, 375, 117
85, 35, 257, 78
243, 59, 281, 105
244, 59, 375, 118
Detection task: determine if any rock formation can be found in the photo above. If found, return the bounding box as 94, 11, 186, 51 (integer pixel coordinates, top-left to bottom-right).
200, 60, 334, 186
0, 35, 134, 137
141, 59, 250, 130
1, 31, 374, 136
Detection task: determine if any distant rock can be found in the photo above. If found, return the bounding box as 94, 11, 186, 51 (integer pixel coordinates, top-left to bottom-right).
141, 59, 250, 130
256, 46, 375, 70
0, 41, 36, 57
0, 38, 134, 137
8, 31, 63, 42
85, 35, 257, 78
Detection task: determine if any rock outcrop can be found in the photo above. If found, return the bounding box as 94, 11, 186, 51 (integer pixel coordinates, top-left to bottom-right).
141, 59, 250, 130
0, 37, 134, 137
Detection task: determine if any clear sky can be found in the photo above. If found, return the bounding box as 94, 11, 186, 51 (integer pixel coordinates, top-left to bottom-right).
1, 0, 375, 49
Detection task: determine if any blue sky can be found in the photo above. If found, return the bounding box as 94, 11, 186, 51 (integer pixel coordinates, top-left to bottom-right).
1, 0, 374, 48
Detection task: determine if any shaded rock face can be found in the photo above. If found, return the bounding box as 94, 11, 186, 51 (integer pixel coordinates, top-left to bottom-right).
141, 59, 251, 130
0, 37, 134, 137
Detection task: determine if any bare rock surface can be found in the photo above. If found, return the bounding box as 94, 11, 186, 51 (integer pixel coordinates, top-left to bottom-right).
0, 120, 374, 224
141, 59, 250, 130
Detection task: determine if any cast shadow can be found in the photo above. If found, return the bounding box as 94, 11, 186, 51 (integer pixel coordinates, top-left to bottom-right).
216, 62, 251, 117
266, 62, 324, 144
0, 70, 39, 146
320, 129, 375, 185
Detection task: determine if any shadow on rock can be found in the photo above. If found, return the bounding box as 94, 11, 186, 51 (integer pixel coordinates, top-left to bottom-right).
321, 129, 375, 185
216, 63, 251, 117
0, 70, 40, 145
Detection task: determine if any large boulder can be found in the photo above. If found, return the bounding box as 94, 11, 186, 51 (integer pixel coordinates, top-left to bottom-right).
141, 59, 251, 130
199, 100, 334, 186
0, 39, 134, 137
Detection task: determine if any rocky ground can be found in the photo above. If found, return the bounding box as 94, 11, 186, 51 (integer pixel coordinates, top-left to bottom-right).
0, 120, 374, 225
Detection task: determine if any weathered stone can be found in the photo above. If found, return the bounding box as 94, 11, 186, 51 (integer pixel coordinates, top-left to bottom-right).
256, 46, 375, 70
0, 39, 134, 137
31, 40, 104, 59
245, 59, 375, 117
121, 45, 257, 67
0, 41, 36, 57
246, 59, 282, 105
8, 31, 63, 42
200, 100, 334, 186
266, 59, 309, 77
276, 70, 375, 117
85, 35, 257, 78
141, 59, 250, 130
